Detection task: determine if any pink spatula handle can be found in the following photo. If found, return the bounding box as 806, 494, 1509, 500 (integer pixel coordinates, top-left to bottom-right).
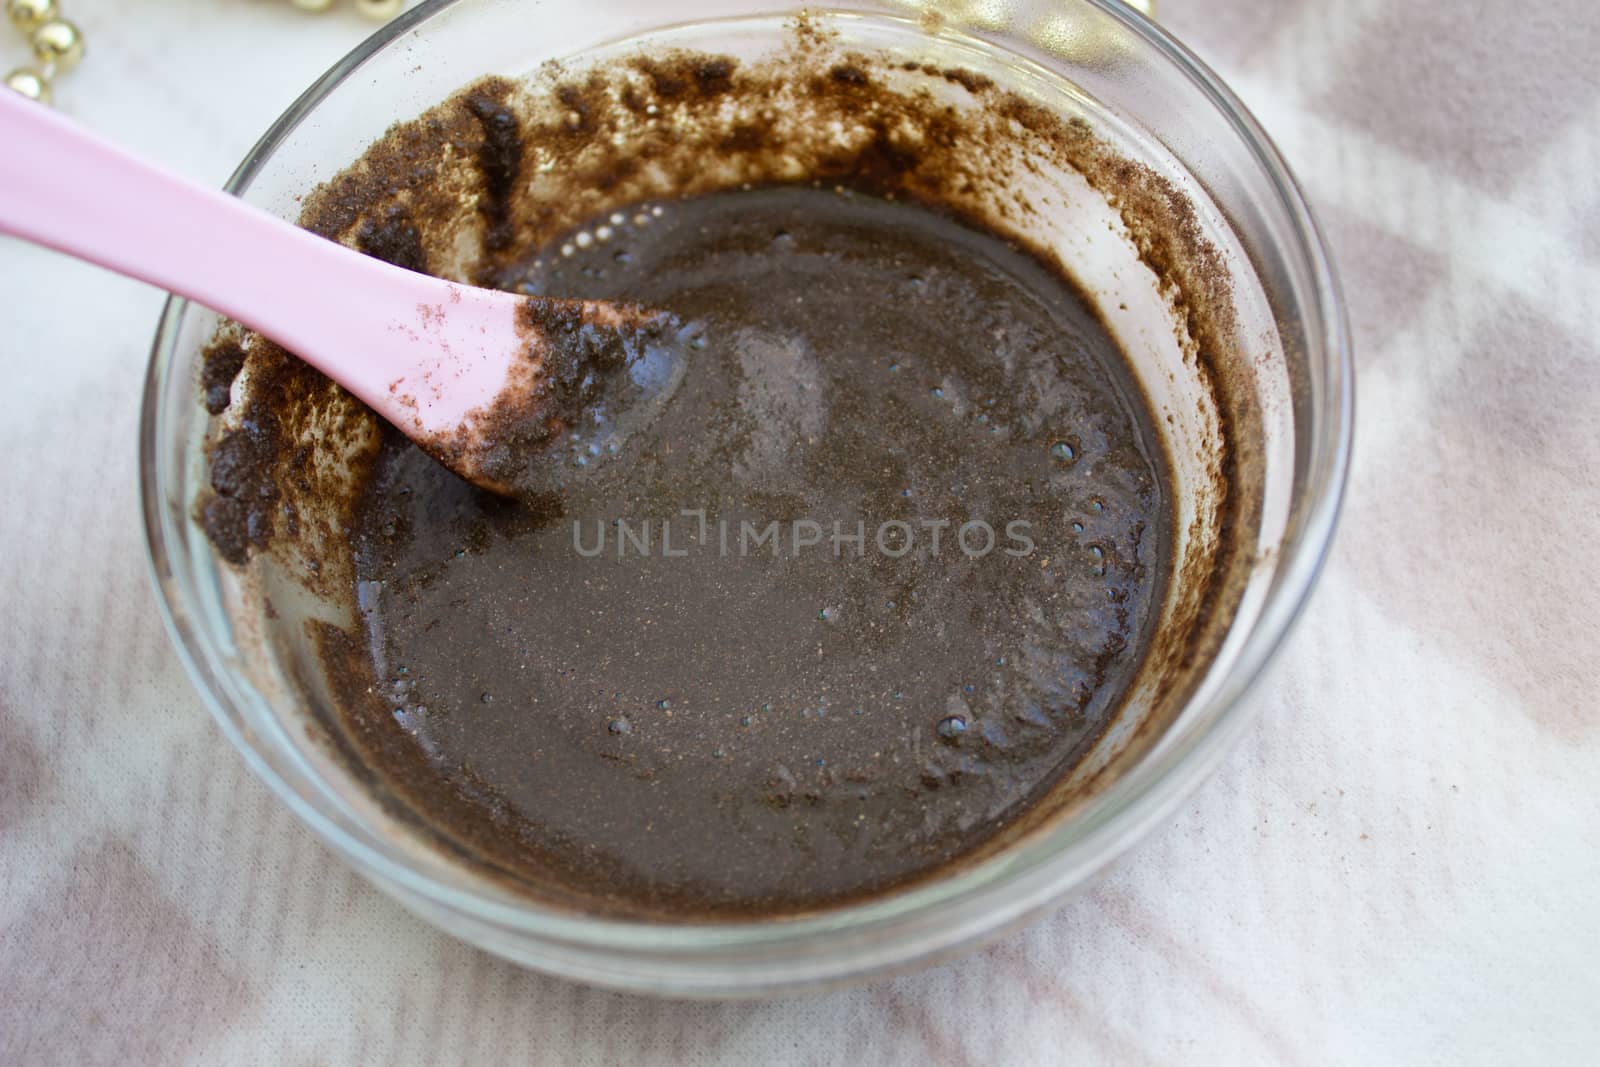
0, 90, 500, 423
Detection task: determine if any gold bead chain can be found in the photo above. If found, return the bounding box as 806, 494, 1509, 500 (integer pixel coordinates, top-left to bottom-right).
4, 0, 82, 105
289, 0, 405, 21
4, 0, 402, 105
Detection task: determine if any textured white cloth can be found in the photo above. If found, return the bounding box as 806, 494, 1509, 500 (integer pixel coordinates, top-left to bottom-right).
2, 1, 1598, 1062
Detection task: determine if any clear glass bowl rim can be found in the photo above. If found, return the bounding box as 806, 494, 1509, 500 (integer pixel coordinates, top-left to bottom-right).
139, 0, 1353, 977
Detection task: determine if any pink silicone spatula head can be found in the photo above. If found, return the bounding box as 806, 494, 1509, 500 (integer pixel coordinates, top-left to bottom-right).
0, 89, 675, 494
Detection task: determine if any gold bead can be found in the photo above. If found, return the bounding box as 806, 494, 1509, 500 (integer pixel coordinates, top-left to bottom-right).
5, 0, 56, 33
355, 0, 403, 20
31, 18, 83, 75
289, 0, 337, 11
4, 66, 51, 104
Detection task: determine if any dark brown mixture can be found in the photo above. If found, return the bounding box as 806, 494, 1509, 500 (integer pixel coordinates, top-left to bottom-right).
199, 27, 1260, 918
340, 185, 1170, 915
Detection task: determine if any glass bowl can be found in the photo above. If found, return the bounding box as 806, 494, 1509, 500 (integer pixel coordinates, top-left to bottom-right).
141, 0, 1351, 997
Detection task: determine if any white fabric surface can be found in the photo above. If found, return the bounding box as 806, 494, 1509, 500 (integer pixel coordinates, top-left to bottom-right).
2, 0, 1597, 1062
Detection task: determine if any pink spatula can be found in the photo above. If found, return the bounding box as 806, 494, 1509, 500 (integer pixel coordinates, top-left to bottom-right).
0, 90, 673, 494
